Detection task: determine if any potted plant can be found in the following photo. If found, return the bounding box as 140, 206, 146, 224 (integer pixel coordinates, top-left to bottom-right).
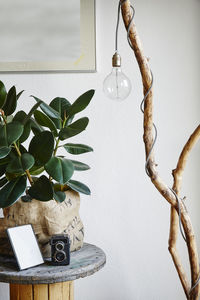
0, 80, 95, 257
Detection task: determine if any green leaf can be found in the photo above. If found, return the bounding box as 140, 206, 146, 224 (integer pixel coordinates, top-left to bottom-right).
6, 153, 35, 174
53, 191, 66, 202
13, 111, 26, 123
0, 81, 7, 108
28, 175, 53, 201
49, 97, 71, 123
0, 122, 23, 147
20, 122, 31, 143
29, 131, 54, 165
0, 177, 8, 188
63, 143, 93, 155
59, 117, 89, 140
29, 165, 44, 176
70, 160, 90, 171
7, 122, 24, 146
0, 124, 7, 146
17, 90, 24, 100
0, 147, 11, 159
34, 110, 58, 136
2, 86, 17, 116
45, 157, 74, 184
20, 153, 35, 170
31, 96, 61, 119
23, 101, 42, 125
68, 90, 95, 117
30, 118, 44, 135
67, 179, 91, 195
13, 111, 31, 143
0, 176, 27, 208
0, 157, 10, 166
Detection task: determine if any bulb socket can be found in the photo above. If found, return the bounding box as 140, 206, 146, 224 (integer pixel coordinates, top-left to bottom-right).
112, 53, 121, 67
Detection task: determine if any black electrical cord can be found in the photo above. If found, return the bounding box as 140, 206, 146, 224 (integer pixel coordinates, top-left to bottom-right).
115, 0, 200, 295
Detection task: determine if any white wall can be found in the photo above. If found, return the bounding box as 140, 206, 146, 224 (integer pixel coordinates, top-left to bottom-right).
0, 0, 200, 299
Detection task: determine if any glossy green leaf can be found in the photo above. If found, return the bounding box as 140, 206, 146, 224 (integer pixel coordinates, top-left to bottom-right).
0, 176, 27, 208
45, 157, 74, 184
13, 111, 26, 123
13, 111, 31, 143
49, 97, 71, 128
20, 122, 31, 143
31, 96, 61, 119
0, 81, 7, 108
29, 165, 44, 176
0, 122, 23, 147
34, 110, 57, 136
67, 179, 91, 195
0, 157, 10, 166
29, 131, 54, 165
2, 86, 17, 116
7, 122, 24, 146
59, 117, 89, 140
0, 124, 7, 146
17, 90, 24, 100
53, 191, 66, 202
70, 160, 90, 171
63, 143, 93, 155
0, 177, 8, 188
68, 90, 95, 117
0, 146, 11, 159
6, 153, 35, 174
30, 118, 44, 135
28, 175, 53, 201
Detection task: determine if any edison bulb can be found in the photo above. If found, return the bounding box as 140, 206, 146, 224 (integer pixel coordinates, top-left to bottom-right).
103, 66, 132, 101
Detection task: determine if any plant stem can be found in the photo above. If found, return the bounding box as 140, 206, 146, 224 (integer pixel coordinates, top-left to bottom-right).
53, 115, 68, 156
50, 115, 68, 182
53, 138, 60, 156
13, 142, 33, 186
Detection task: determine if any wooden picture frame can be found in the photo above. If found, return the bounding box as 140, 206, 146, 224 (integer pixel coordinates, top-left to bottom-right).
0, 0, 96, 72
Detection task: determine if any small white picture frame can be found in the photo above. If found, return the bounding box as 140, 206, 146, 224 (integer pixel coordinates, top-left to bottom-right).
7, 225, 44, 270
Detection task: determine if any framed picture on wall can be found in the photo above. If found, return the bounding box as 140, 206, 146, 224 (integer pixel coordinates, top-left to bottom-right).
0, 0, 96, 72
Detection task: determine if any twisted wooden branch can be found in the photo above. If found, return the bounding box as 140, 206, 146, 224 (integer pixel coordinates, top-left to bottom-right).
120, 1, 200, 298
170, 125, 200, 299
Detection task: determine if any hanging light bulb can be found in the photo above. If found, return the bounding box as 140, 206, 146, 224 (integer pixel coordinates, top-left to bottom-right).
103, 1, 132, 101
103, 52, 132, 101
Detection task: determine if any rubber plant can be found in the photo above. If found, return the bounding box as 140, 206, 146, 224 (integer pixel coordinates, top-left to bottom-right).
0, 80, 95, 208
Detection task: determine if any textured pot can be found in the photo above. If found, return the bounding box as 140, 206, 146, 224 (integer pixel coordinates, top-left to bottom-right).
0, 189, 84, 257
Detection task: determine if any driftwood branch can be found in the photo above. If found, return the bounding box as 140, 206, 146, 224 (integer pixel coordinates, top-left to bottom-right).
120, 1, 200, 299
169, 125, 200, 298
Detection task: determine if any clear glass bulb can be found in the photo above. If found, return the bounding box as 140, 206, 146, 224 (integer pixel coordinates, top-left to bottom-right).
103, 67, 132, 101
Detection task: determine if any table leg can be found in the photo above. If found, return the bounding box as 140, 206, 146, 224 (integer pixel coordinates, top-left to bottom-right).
10, 281, 74, 300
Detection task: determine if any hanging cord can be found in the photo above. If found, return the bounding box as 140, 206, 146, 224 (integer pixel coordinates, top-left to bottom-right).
115, 0, 200, 295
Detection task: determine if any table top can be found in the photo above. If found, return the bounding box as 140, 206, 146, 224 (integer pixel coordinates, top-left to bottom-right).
0, 243, 106, 285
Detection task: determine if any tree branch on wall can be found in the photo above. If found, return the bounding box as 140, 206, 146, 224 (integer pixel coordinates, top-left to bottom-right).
120, 1, 200, 299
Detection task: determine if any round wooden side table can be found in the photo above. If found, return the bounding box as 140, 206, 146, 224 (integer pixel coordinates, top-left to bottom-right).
0, 243, 106, 300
